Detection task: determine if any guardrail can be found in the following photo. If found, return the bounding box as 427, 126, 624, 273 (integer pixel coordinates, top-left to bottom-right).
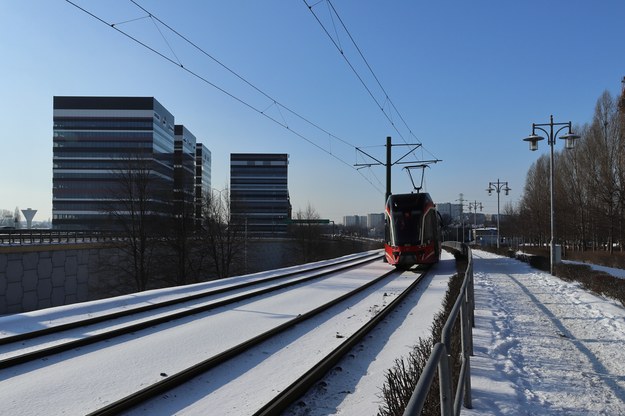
402, 241, 474, 416
0, 229, 117, 245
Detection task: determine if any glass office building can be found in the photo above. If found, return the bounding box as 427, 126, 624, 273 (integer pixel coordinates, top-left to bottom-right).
195, 143, 212, 221
230, 153, 291, 236
53, 96, 185, 229
174, 125, 197, 217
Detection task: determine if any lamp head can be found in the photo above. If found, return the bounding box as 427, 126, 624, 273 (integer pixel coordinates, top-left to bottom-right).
523, 134, 544, 151
560, 131, 580, 150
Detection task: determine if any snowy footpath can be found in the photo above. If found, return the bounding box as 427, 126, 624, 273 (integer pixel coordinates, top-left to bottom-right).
463, 250, 625, 415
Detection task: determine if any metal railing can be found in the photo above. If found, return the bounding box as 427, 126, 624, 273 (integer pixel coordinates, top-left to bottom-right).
0, 229, 118, 245
402, 242, 474, 416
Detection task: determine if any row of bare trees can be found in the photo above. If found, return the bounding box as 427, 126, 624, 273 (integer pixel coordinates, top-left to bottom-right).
103, 156, 330, 294
505, 85, 625, 251
101, 156, 247, 293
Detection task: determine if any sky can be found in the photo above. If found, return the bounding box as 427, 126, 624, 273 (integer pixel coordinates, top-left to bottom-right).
1, 1, 624, 224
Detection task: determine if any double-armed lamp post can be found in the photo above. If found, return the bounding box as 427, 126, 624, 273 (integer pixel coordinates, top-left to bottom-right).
468, 201, 482, 241
522, 115, 579, 275
486, 180, 510, 249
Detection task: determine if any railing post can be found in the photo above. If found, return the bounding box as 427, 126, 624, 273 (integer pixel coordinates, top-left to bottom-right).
438, 349, 453, 416
461, 297, 473, 409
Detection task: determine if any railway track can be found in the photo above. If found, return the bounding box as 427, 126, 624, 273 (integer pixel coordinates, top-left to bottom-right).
0, 251, 381, 369
1, 252, 433, 416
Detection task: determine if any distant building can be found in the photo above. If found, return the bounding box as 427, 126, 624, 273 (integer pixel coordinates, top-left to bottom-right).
174, 125, 197, 217
230, 153, 291, 236
473, 227, 498, 246
437, 203, 463, 222
343, 215, 367, 228
195, 143, 212, 221
367, 213, 384, 229
52, 96, 210, 229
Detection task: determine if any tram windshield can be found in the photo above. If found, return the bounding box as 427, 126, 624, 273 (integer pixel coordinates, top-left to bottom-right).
391, 209, 421, 245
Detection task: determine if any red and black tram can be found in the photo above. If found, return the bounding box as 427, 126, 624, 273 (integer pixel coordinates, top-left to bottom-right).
384, 192, 441, 268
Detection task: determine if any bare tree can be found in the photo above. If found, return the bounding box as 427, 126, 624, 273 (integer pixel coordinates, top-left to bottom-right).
199, 188, 246, 279
163, 160, 201, 286
291, 203, 323, 263
106, 155, 166, 292
518, 85, 625, 253
557, 126, 590, 250
518, 155, 550, 245
13, 207, 21, 229
587, 91, 620, 252
0, 209, 13, 227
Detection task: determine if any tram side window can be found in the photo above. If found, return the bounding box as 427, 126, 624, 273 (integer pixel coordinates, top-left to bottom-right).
385, 214, 391, 244
423, 210, 437, 243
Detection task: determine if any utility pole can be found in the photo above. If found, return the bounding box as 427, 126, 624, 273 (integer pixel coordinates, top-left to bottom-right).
468, 201, 483, 242
386, 136, 392, 202
457, 194, 465, 242
355, 136, 438, 205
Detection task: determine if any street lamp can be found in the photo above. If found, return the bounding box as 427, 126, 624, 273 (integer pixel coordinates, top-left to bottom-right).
487, 180, 510, 249
468, 201, 482, 242
523, 115, 579, 275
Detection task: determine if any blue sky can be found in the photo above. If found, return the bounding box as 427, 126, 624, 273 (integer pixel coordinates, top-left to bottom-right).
1, 1, 624, 224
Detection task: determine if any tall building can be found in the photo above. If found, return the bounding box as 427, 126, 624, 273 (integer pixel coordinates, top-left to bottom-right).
230, 153, 291, 236
52, 96, 209, 230
367, 213, 384, 229
343, 215, 367, 228
195, 143, 212, 221
174, 125, 197, 217
437, 203, 463, 222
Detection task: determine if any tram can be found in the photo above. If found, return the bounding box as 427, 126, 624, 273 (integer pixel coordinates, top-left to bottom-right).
384, 192, 441, 268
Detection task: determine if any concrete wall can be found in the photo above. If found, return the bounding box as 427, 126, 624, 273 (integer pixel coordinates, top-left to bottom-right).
0, 238, 381, 316
0, 246, 91, 315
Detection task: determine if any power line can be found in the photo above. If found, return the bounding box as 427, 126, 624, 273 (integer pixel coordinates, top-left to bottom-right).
303, 0, 408, 143
63, 0, 385, 195
128, 0, 357, 151
303, 0, 440, 162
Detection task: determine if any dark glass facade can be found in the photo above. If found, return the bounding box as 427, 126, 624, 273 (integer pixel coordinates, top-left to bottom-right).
195, 143, 212, 221
230, 153, 291, 236
174, 125, 197, 218
52, 97, 183, 229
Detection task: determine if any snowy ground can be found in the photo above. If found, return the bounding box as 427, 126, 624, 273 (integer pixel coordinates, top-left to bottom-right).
5, 248, 625, 415
463, 250, 625, 415
0, 251, 456, 416
562, 259, 625, 280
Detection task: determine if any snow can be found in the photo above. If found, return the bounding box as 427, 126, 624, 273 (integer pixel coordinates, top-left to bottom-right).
562, 259, 625, 280
124, 251, 457, 415
463, 250, 625, 415
0, 251, 378, 338
3, 248, 625, 415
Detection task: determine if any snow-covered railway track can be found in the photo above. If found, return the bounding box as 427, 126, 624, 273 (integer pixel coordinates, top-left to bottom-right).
1, 255, 430, 416
115, 266, 432, 416
0, 252, 381, 370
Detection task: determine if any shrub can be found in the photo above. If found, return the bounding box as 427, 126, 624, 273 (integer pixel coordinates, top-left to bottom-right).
377, 251, 466, 416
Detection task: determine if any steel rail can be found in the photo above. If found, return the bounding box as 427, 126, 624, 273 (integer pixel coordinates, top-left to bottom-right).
0, 251, 380, 346
87, 265, 405, 415
0, 253, 381, 370
253, 266, 430, 416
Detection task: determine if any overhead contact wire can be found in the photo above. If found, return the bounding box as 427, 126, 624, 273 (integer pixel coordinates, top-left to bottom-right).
306, 0, 441, 163
129, 0, 356, 150
64, 0, 383, 194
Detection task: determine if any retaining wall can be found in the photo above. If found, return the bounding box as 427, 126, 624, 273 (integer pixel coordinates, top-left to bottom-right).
1, 238, 381, 316
0, 246, 92, 315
